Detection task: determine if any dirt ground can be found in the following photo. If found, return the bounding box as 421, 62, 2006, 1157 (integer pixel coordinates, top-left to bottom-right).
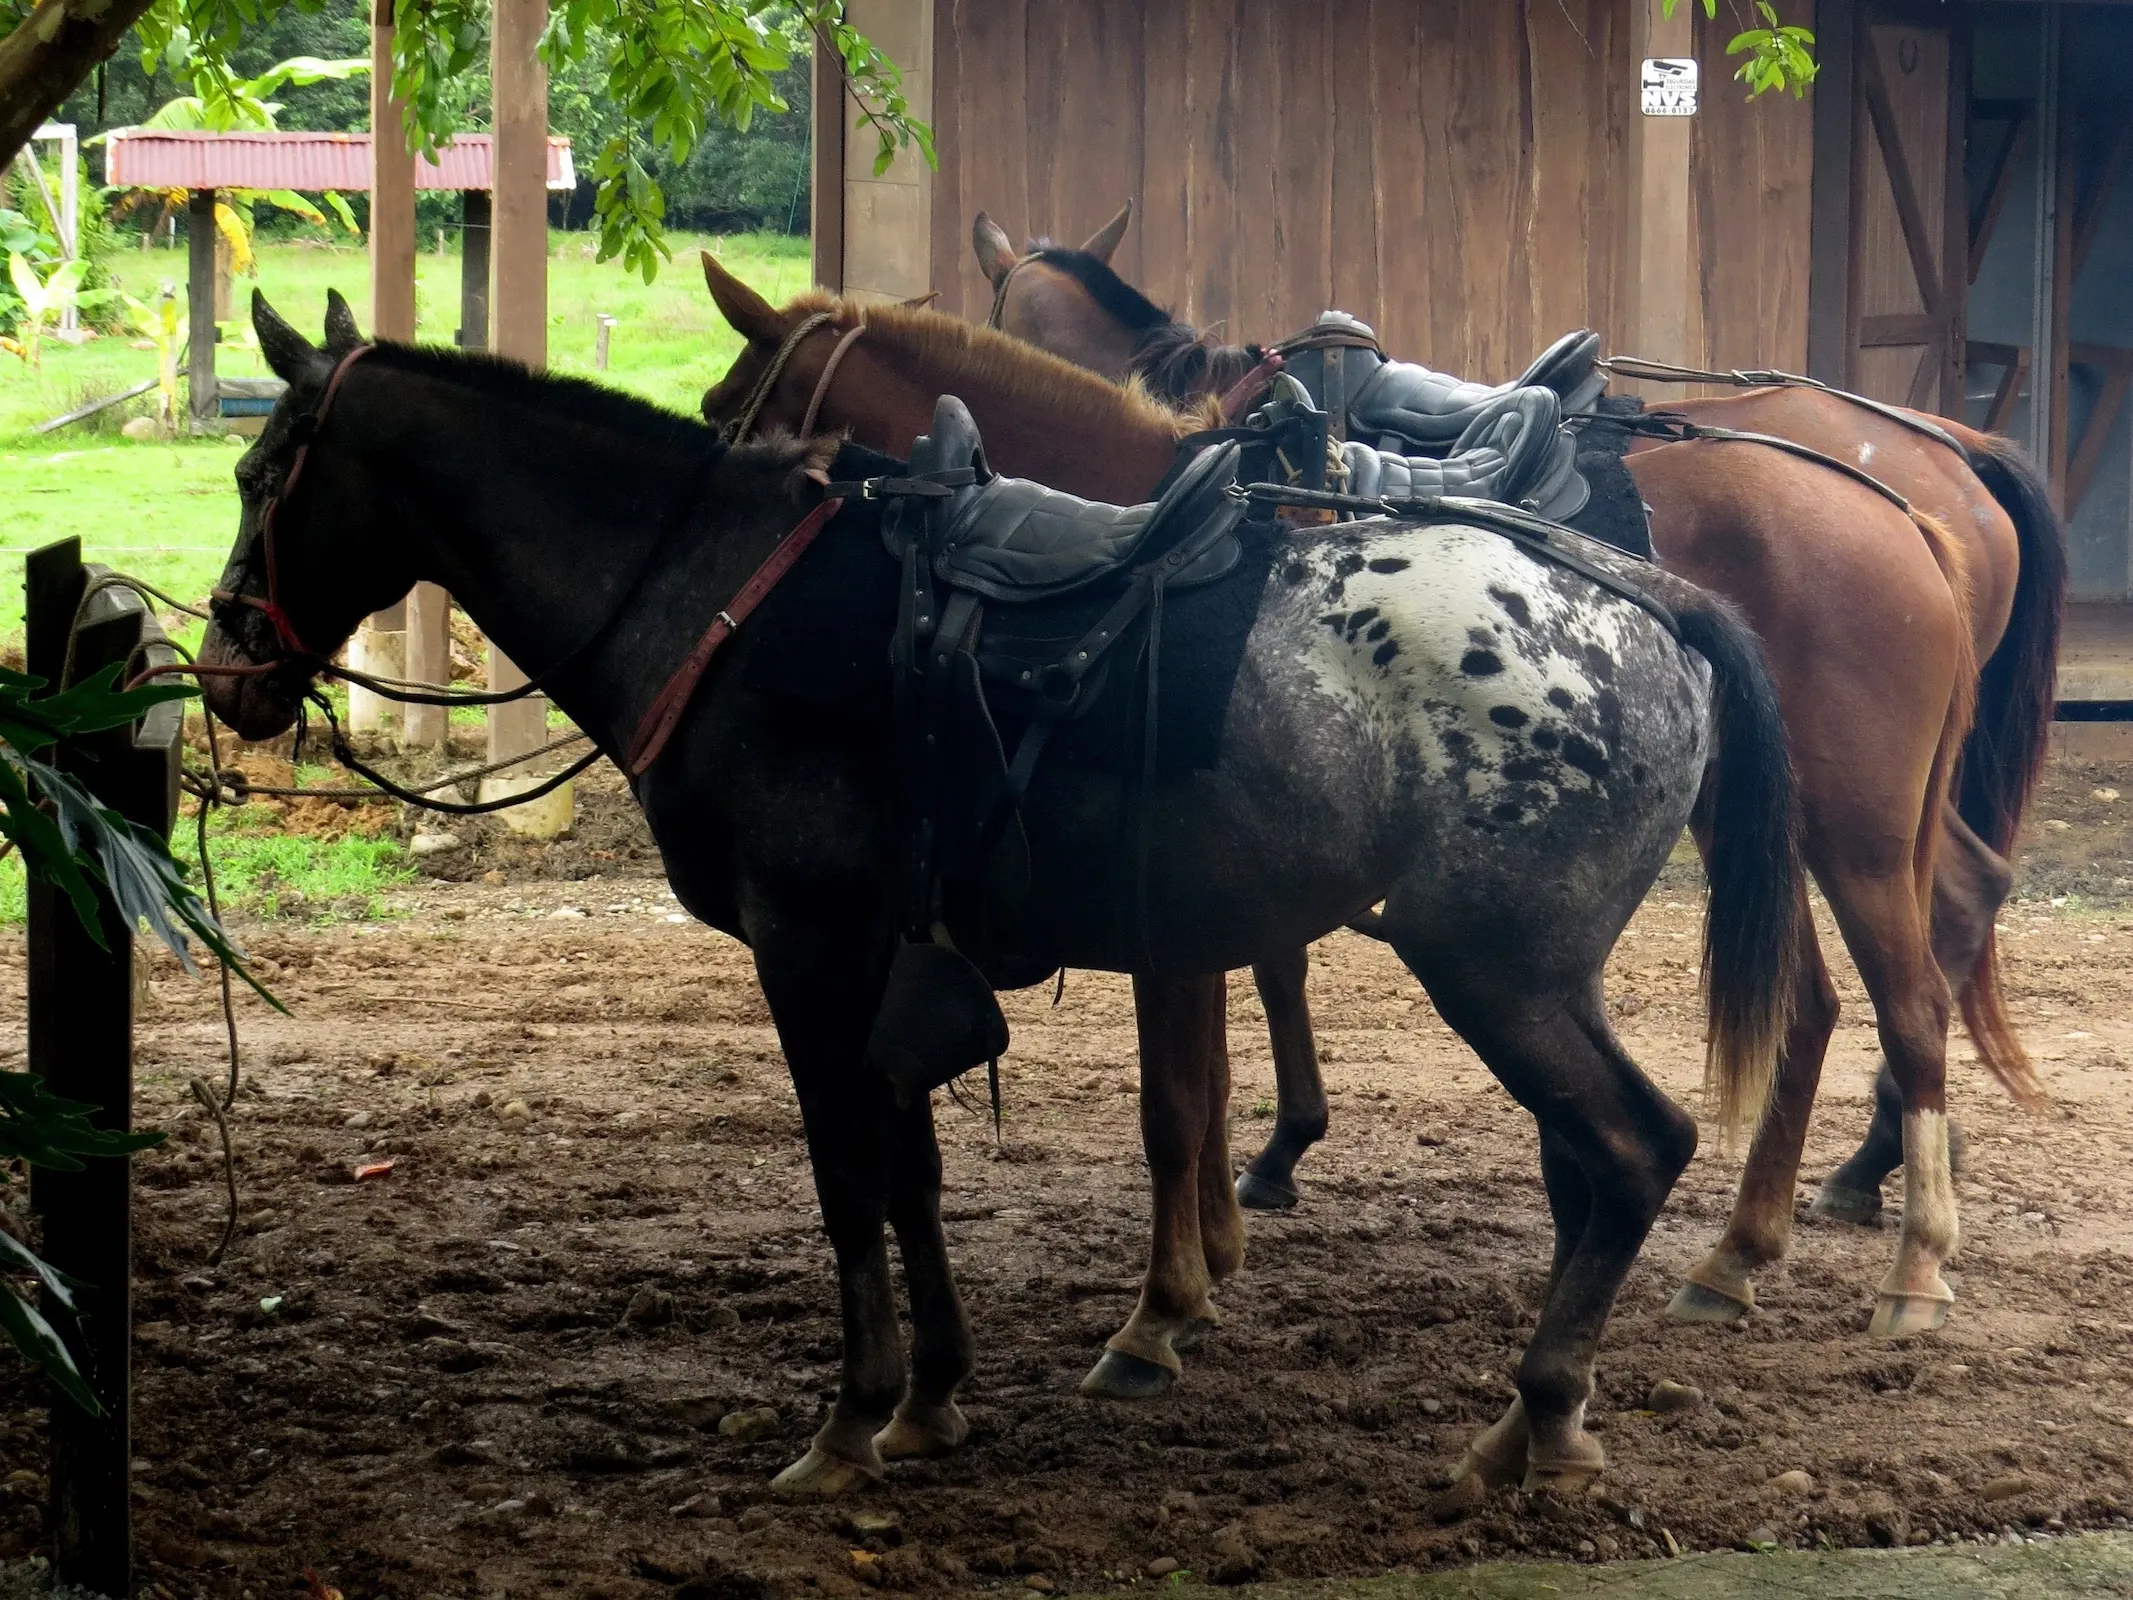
6, 755, 2133, 1599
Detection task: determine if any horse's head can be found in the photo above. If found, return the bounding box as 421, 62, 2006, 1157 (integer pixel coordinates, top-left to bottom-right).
198, 291, 413, 740
972, 205, 1262, 410
697, 253, 861, 443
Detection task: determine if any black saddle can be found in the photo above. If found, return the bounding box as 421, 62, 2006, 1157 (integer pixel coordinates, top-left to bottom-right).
864, 396, 1249, 1104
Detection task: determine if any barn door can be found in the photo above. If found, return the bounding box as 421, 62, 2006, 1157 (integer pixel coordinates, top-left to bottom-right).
1845, 2, 1968, 411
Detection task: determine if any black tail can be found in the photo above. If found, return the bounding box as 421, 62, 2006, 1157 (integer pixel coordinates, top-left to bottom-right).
1677, 598, 1806, 1140
1953, 434, 2065, 1106
1959, 434, 2066, 857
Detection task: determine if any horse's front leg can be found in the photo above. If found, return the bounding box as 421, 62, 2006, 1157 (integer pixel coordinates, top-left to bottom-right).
1083, 971, 1226, 1399
1236, 946, 1331, 1210
750, 932, 911, 1496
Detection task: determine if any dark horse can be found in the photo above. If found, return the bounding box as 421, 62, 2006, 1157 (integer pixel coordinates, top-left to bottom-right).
967, 212, 2068, 1339
203, 293, 1803, 1502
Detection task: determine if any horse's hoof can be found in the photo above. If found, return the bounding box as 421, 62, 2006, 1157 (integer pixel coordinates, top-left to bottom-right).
1666, 1279, 1753, 1323
1235, 1169, 1299, 1211
771, 1447, 880, 1498
1869, 1289, 1952, 1339
875, 1399, 967, 1461
1171, 1314, 1218, 1355
1430, 1470, 1491, 1523
1081, 1349, 1177, 1400
1524, 1435, 1606, 1497
1811, 1182, 1883, 1226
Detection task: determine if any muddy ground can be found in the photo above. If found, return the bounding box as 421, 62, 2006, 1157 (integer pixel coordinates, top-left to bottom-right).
6, 755, 2133, 1599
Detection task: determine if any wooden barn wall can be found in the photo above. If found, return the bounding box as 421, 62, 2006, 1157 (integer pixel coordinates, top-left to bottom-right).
929, 0, 1641, 384
1687, 0, 1817, 373
922, 1, 1816, 384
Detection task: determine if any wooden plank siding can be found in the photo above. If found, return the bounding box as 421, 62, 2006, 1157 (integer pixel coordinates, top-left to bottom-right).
918, 1, 1812, 385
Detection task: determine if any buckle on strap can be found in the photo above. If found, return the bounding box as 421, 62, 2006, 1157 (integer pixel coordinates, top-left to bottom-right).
821, 468, 977, 502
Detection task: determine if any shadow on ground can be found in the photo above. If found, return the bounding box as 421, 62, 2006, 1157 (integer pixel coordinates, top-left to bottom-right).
1144, 1532, 2133, 1599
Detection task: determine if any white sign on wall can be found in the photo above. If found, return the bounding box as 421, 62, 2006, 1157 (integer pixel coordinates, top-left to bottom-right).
1641, 57, 1700, 116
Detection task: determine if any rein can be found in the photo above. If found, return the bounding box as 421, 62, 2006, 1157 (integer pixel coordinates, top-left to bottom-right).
1598, 354, 1968, 458
1612, 411, 1921, 514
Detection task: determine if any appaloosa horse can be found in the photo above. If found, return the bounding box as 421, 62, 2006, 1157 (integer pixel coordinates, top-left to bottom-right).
205, 292, 1804, 1503
969, 211, 2068, 1339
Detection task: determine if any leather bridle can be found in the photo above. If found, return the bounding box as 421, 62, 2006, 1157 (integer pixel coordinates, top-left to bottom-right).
211, 341, 378, 661
723, 313, 867, 444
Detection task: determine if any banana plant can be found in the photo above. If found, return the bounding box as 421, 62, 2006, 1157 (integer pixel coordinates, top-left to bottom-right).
120, 283, 185, 433
1, 253, 112, 369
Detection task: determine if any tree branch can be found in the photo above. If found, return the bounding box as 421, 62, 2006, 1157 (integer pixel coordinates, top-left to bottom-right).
0, 0, 160, 171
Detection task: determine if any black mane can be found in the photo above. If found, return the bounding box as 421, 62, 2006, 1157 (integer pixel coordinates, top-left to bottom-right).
1025, 244, 1176, 333
1023, 245, 1262, 408
365, 341, 717, 459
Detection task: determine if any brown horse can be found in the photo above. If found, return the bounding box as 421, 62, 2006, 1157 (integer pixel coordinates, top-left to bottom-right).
974, 216, 2068, 1338
696, 261, 1816, 1507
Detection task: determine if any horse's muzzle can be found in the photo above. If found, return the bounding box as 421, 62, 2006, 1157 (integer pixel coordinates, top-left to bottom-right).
196, 623, 307, 740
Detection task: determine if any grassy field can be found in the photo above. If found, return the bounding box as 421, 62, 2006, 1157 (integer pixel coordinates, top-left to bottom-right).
0, 229, 812, 653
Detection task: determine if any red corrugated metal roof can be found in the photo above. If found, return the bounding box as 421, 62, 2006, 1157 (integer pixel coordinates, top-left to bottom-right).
103, 131, 575, 192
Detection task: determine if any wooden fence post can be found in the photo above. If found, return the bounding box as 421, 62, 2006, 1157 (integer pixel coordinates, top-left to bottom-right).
24, 537, 183, 1599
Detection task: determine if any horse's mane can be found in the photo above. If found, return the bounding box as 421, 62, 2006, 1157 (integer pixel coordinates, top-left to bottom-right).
1020, 244, 1262, 408
366, 341, 716, 458
785, 289, 1220, 437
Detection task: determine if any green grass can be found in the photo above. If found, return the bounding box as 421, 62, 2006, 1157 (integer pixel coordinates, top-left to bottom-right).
0, 805, 416, 928
0, 229, 813, 653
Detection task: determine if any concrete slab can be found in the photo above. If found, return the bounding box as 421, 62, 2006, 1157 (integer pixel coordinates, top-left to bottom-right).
2057, 603, 2133, 701
1138, 1534, 2133, 1600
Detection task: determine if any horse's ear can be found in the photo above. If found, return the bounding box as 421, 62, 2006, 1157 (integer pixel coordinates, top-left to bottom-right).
322, 288, 365, 355
701, 250, 785, 344
972, 212, 1018, 286
254, 290, 320, 381
899, 289, 941, 310
1081, 200, 1133, 264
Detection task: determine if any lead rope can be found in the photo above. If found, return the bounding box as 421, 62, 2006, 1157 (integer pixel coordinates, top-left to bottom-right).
725, 311, 837, 443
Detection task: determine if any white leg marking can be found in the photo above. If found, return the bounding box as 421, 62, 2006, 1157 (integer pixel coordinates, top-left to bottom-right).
1901, 1107, 1958, 1263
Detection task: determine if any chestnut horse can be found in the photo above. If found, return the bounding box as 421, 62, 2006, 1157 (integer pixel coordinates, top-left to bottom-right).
973, 213, 2068, 1337
691, 255, 2038, 1363
212, 292, 1802, 1504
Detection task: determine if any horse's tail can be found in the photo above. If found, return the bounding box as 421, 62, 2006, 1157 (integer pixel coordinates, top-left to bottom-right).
1676, 596, 1806, 1143
1955, 433, 2066, 1105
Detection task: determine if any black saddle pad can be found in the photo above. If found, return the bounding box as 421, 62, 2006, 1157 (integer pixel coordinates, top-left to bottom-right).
743, 451, 1274, 781
1563, 394, 1651, 559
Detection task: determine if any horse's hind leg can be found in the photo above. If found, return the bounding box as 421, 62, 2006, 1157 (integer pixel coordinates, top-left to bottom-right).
1178, 976, 1245, 1354
1669, 887, 1839, 1321
875, 1092, 976, 1462
1236, 946, 1329, 1211
1428, 976, 1696, 1506
1815, 807, 2008, 1222
1085, 972, 1226, 1398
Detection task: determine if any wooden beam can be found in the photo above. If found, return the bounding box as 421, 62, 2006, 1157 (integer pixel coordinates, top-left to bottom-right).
2071, 116, 2133, 284
1624, 0, 1694, 379
1807, 0, 1858, 383
2050, 64, 2074, 508
489, 0, 552, 772
368, 0, 417, 342
1976, 343, 2031, 434
1860, 312, 1942, 345
1856, 30, 1946, 324
1941, 10, 1969, 415
1969, 104, 2031, 281
811, 21, 846, 292
186, 188, 216, 426
401, 582, 451, 750
459, 189, 491, 350
2065, 356, 2133, 514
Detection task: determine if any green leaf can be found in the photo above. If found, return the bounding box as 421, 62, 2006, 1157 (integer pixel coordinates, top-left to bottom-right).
0, 1227, 85, 1316
0, 1284, 103, 1416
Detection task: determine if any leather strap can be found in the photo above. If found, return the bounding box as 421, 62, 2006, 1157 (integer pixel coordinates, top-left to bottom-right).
624, 496, 846, 776
1620, 412, 1918, 513
1599, 354, 1968, 458
801, 321, 868, 436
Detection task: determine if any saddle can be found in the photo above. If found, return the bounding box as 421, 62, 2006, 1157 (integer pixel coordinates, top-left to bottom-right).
1277, 312, 1607, 448
1241, 372, 1589, 523
863, 396, 1249, 1104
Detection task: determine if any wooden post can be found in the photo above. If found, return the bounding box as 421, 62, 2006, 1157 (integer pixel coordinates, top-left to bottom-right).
186, 188, 216, 427
1806, 0, 1859, 385
811, 21, 846, 291
25, 538, 181, 1599
594, 313, 614, 370
1623, 0, 1694, 384
353, 0, 423, 730
401, 582, 452, 750
488, 0, 557, 788
458, 189, 492, 350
